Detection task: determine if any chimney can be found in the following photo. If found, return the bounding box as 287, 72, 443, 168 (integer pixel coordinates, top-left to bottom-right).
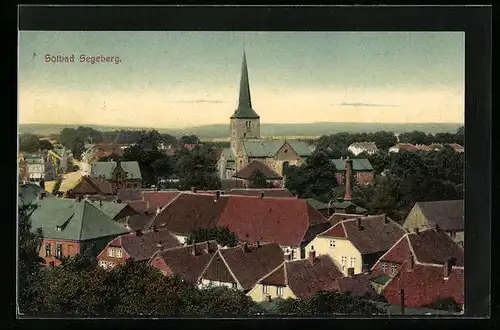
216, 190, 221, 199
192, 244, 199, 256
357, 218, 362, 230
415, 228, 420, 235
243, 242, 250, 252
384, 215, 390, 224
135, 229, 142, 236
257, 241, 261, 248
206, 242, 215, 253
156, 206, 161, 215
308, 249, 316, 263
435, 224, 441, 231
156, 240, 163, 250
260, 192, 264, 199
191, 187, 197, 193
99, 200, 103, 207
400, 289, 405, 315
444, 257, 456, 278
344, 157, 353, 201
153, 224, 158, 232
408, 256, 415, 270
347, 267, 355, 276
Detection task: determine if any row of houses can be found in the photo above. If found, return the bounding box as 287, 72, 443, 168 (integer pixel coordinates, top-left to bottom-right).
22, 181, 464, 311
347, 141, 464, 156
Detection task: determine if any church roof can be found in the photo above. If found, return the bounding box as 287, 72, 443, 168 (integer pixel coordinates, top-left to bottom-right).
230, 51, 260, 119
242, 140, 314, 158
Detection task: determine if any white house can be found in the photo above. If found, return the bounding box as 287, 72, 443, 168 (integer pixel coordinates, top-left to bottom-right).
347, 142, 378, 156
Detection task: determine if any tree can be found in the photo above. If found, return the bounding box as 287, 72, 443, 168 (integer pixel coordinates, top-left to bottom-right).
185, 226, 238, 247
372, 131, 398, 151
248, 169, 273, 188
176, 147, 221, 190
19, 134, 40, 153
179, 135, 200, 145
38, 139, 54, 151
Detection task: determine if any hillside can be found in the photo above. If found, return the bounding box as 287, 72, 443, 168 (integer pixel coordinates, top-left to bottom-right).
18, 122, 463, 139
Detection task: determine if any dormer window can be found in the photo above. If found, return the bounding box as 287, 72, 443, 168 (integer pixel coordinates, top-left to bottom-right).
55, 226, 62, 232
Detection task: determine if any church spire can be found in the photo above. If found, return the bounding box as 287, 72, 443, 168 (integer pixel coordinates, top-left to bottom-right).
231, 50, 260, 119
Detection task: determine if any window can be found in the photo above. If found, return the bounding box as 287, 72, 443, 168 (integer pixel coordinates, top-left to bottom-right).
341, 256, 347, 269
390, 264, 397, 276
108, 248, 114, 257
350, 257, 356, 268
45, 243, 51, 257
55, 244, 62, 258
290, 249, 295, 260
99, 260, 106, 268
262, 285, 269, 294
116, 249, 123, 258
276, 286, 284, 296
329, 240, 335, 248
381, 262, 387, 273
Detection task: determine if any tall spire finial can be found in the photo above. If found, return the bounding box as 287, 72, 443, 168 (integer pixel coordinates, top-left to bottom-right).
230, 48, 260, 120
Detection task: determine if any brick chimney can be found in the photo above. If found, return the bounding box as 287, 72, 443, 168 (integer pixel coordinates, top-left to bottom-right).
216, 190, 221, 199
357, 217, 363, 230
191, 187, 197, 193
444, 257, 456, 278
408, 255, 415, 270
260, 191, 264, 199
344, 157, 353, 201
156, 240, 163, 250
347, 267, 355, 276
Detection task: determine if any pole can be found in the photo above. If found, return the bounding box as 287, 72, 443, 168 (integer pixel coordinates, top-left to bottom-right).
400, 288, 405, 315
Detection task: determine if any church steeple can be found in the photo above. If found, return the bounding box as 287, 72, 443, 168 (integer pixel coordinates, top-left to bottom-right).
231, 50, 260, 119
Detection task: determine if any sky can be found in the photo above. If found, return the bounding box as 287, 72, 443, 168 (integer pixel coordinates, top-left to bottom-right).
18, 31, 464, 129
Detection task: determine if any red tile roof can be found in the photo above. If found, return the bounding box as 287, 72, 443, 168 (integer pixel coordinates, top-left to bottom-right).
150, 240, 218, 285
200, 243, 285, 290
320, 215, 406, 255
233, 160, 283, 180
86, 176, 114, 195
391, 143, 419, 151
117, 189, 143, 201
335, 271, 384, 299
228, 188, 294, 198
219, 196, 327, 246
106, 228, 182, 262
142, 191, 182, 213
372, 228, 464, 272
383, 264, 464, 307
146, 193, 229, 235
260, 255, 344, 299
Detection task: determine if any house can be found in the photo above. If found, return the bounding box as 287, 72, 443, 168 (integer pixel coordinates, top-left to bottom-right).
232, 160, 283, 188
142, 190, 182, 214
44, 171, 114, 197
388, 143, 419, 153
22, 153, 46, 185
228, 188, 294, 198
217, 51, 313, 180
90, 161, 142, 190
304, 214, 406, 276
149, 240, 219, 285
18, 183, 53, 208
198, 243, 285, 292
375, 229, 464, 309
18, 152, 27, 183
403, 200, 464, 247
446, 143, 464, 153
347, 142, 378, 156
30, 197, 131, 266
247, 252, 343, 302
331, 158, 374, 185
146, 192, 328, 260
97, 228, 182, 269
88, 200, 139, 221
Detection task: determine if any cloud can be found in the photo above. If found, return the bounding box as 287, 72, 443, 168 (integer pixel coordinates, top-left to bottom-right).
166, 99, 228, 104
338, 102, 399, 107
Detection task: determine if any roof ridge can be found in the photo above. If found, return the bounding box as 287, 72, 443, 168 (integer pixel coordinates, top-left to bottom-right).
197, 250, 220, 284
341, 221, 348, 238
218, 250, 243, 289
371, 233, 410, 270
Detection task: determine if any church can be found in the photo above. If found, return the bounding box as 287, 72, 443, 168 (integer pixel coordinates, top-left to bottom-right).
217, 52, 314, 182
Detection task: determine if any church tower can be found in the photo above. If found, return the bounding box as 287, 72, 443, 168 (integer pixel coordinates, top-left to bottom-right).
230, 50, 261, 154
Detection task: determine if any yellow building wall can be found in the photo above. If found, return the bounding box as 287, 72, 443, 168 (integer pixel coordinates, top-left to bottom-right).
403, 205, 430, 231
280, 245, 302, 261
305, 236, 363, 276
247, 283, 296, 302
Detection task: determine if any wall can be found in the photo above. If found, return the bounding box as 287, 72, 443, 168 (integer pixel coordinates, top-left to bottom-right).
247, 283, 296, 302
231, 118, 261, 140
97, 246, 128, 269
402, 205, 430, 231
281, 245, 301, 261
199, 278, 239, 290
305, 236, 363, 275
39, 239, 81, 266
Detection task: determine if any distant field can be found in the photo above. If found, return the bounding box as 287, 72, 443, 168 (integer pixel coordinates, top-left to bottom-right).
19, 122, 463, 139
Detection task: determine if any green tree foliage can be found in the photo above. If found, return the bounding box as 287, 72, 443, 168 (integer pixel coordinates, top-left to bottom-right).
315, 131, 399, 155
274, 291, 386, 316
176, 147, 221, 190
179, 134, 201, 145
59, 127, 98, 159
19, 134, 41, 153
183, 286, 257, 317
398, 130, 434, 145
185, 226, 238, 247
248, 169, 273, 189
38, 139, 54, 151
285, 151, 338, 202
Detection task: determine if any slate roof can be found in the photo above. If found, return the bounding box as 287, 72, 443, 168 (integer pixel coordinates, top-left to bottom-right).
18, 183, 53, 207
230, 51, 260, 119
332, 158, 374, 171
105, 228, 181, 262
91, 161, 142, 180
200, 243, 285, 290
30, 198, 130, 241
229, 188, 294, 198
233, 160, 283, 180
415, 200, 464, 231
383, 264, 464, 307
88, 200, 138, 220
320, 215, 406, 255
219, 196, 327, 247
242, 140, 313, 158
259, 255, 344, 299
221, 148, 236, 162
151, 240, 219, 284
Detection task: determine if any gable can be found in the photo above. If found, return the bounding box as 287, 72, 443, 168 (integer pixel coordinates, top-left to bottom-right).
319, 223, 346, 238
275, 142, 300, 161
201, 252, 236, 284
